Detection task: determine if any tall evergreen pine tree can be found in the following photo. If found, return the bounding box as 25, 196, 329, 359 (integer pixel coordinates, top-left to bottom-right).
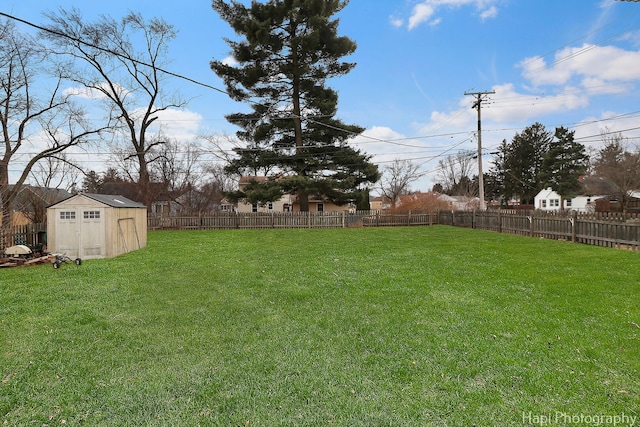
211, 0, 379, 211
540, 126, 589, 209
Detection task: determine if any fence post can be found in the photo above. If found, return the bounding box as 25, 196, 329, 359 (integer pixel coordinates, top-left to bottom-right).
529, 211, 534, 237
571, 210, 578, 243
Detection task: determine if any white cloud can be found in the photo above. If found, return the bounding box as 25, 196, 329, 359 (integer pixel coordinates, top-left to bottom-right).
618, 30, 640, 48
63, 82, 130, 100
519, 44, 640, 87
408, 4, 436, 30
350, 126, 440, 165
406, 0, 500, 30
145, 108, 204, 140
480, 6, 498, 20
389, 16, 404, 28
485, 83, 590, 123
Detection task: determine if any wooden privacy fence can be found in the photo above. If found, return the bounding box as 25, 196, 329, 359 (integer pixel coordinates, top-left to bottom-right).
437, 210, 640, 250
4, 212, 638, 252
147, 211, 441, 231
147, 210, 640, 250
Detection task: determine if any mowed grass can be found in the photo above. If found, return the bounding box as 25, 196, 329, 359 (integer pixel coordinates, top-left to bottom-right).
1, 226, 638, 426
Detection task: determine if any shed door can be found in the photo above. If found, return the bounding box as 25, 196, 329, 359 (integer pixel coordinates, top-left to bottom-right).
55, 209, 80, 256
79, 208, 105, 258
54, 207, 105, 258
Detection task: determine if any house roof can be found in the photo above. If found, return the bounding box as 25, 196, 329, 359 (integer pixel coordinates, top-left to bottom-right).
5, 185, 72, 208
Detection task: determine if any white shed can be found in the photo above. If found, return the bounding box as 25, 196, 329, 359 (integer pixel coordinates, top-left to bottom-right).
47, 193, 147, 259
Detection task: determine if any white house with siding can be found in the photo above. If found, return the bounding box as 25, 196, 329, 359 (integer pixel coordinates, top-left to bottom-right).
534, 187, 603, 212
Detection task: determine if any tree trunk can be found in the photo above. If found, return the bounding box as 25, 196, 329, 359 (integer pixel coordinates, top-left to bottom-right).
298, 192, 309, 212
137, 154, 152, 209
0, 160, 14, 227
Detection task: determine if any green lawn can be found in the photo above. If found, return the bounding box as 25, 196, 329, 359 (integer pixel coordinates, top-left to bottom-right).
1, 226, 638, 426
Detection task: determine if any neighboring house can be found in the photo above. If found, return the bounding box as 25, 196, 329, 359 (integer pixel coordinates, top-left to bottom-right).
150, 193, 182, 217
534, 187, 602, 212
369, 195, 391, 211
445, 195, 481, 211
236, 176, 352, 213
1, 185, 72, 226
219, 198, 236, 212
236, 177, 294, 213
238, 197, 294, 213
595, 194, 640, 213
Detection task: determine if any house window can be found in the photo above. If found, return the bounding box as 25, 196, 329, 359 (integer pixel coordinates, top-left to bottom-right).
541, 200, 547, 208
283, 204, 291, 212
60, 211, 76, 220
268, 202, 273, 210
566, 199, 572, 207
551, 199, 559, 207
317, 203, 324, 212
84, 210, 101, 219
252, 203, 258, 213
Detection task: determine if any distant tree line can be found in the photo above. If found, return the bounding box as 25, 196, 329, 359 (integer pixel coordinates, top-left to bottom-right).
428, 122, 640, 212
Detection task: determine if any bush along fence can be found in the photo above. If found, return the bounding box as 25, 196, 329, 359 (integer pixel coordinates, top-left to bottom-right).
146, 210, 640, 250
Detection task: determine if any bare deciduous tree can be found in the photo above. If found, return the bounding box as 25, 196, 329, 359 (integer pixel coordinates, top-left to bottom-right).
1, 19, 105, 227
378, 159, 421, 208
183, 164, 235, 214
592, 131, 640, 213
44, 9, 186, 207
152, 139, 203, 194
436, 150, 477, 196
28, 154, 80, 192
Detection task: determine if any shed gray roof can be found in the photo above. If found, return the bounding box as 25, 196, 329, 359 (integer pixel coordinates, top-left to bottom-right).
83, 193, 146, 208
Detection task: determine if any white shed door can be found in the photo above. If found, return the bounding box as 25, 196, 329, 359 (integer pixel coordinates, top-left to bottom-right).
80, 208, 105, 258
55, 209, 80, 256
54, 208, 105, 258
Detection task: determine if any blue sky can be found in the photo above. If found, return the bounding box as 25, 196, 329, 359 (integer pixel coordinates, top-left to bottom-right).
3, 0, 640, 192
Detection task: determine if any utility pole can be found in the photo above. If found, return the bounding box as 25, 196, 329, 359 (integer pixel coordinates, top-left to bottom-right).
464, 90, 494, 210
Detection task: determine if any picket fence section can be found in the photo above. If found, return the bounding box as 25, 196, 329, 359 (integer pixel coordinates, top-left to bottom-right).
3, 211, 639, 252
